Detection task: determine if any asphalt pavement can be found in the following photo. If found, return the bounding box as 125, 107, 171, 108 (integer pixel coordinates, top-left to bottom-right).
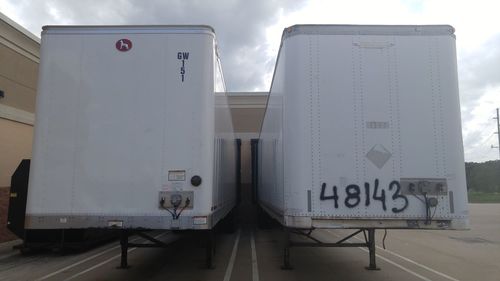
1, 203, 499, 281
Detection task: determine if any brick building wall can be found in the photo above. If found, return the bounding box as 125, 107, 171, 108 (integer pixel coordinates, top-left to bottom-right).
0, 12, 39, 244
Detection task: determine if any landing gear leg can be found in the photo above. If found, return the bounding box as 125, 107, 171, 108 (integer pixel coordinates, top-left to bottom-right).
365, 229, 380, 270
206, 229, 215, 269
281, 227, 293, 270
118, 230, 130, 269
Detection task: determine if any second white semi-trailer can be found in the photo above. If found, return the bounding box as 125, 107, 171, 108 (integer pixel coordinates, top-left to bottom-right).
8, 25, 236, 268
257, 24, 469, 269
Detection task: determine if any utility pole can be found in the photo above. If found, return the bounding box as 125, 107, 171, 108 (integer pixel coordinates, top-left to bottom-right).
493, 108, 500, 159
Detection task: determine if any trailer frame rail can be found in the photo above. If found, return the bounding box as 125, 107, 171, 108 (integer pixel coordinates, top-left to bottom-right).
282, 227, 379, 270
118, 229, 215, 269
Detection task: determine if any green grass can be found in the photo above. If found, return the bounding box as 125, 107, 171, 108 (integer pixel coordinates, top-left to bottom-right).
468, 192, 500, 203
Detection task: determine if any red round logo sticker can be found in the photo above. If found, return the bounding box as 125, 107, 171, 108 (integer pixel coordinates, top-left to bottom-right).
116, 39, 132, 52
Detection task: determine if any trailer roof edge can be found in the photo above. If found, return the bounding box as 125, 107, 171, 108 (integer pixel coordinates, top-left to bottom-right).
282, 24, 455, 41
42, 25, 216, 36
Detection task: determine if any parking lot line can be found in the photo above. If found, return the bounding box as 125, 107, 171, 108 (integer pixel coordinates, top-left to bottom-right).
223, 228, 241, 281
349, 233, 460, 281
36, 233, 167, 281
325, 230, 448, 281
357, 246, 432, 281
250, 231, 259, 281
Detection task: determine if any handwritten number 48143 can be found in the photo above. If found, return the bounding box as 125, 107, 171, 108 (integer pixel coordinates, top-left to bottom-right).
320, 179, 408, 213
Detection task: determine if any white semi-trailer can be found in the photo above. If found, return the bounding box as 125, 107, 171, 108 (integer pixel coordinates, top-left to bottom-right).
257, 24, 469, 269
9, 25, 235, 267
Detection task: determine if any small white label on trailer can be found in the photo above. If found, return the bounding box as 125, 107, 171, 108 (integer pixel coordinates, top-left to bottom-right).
193, 216, 208, 225
168, 170, 186, 181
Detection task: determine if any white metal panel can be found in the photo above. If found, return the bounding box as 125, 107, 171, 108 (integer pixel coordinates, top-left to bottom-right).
26, 26, 235, 229
258, 43, 285, 214
282, 36, 312, 216
259, 25, 468, 229
214, 92, 237, 215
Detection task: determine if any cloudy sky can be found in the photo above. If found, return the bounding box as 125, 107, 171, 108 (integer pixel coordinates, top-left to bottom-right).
1, 0, 499, 163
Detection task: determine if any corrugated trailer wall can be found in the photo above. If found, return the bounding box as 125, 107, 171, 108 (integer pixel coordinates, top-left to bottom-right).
258, 25, 468, 230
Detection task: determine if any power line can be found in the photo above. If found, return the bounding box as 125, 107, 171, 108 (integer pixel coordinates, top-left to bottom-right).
468, 108, 500, 162
476, 146, 496, 161
476, 133, 495, 147
467, 137, 495, 162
